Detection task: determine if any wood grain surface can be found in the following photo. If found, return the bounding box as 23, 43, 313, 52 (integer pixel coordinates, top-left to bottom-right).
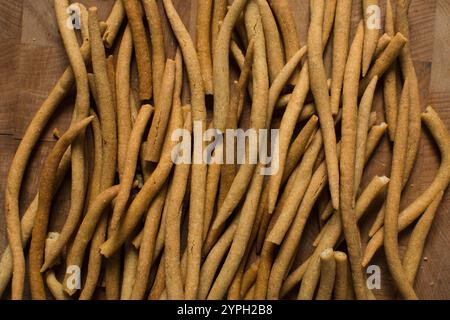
0, 0, 449, 299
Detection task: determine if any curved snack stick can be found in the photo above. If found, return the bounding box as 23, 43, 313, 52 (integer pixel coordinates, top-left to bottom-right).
165, 112, 192, 300
121, 243, 139, 300
78, 112, 106, 301
217, 42, 255, 215
162, 0, 208, 299
354, 76, 378, 195
373, 33, 392, 60
268, 46, 308, 120
213, 0, 249, 132
362, 0, 380, 76
196, 0, 213, 94
198, 222, 238, 299
123, 0, 152, 101
340, 20, 367, 300
267, 63, 311, 214
279, 258, 310, 298
384, 81, 418, 300
29, 116, 93, 300
0, 150, 70, 298
148, 254, 166, 300
211, 0, 227, 54
131, 184, 168, 300
316, 248, 336, 300
330, 0, 352, 115
103, 0, 125, 48
363, 108, 450, 263
396, 0, 422, 190
359, 32, 408, 95
145, 60, 175, 162
208, 168, 265, 300
257, 0, 285, 83
308, 0, 340, 210
268, 0, 300, 71
204, 3, 269, 256
116, 26, 133, 176
334, 251, 349, 300
111, 105, 153, 232
267, 131, 324, 245
239, 258, 260, 298
383, 0, 398, 141
321, 0, 337, 49
142, 0, 166, 102
64, 184, 121, 295
282, 115, 319, 181
46, 271, 70, 300
403, 192, 444, 285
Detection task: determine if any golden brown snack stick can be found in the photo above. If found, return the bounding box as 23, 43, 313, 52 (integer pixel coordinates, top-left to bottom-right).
163, 0, 208, 299
321, 0, 337, 49
333, 251, 349, 300
198, 222, 238, 299
29, 116, 93, 300
384, 81, 418, 300
339, 20, 367, 300
396, 0, 422, 191
212, 0, 228, 54
315, 248, 336, 300
330, 0, 352, 115
208, 168, 265, 300
103, 0, 125, 48
64, 184, 121, 296
383, 0, 398, 141
123, 0, 152, 101
196, 0, 214, 94
145, 59, 175, 162
268, 0, 301, 75
267, 63, 311, 214
282, 115, 319, 182
116, 26, 133, 176
240, 257, 260, 298
359, 32, 408, 95
354, 76, 378, 195
267, 131, 324, 245
142, 0, 166, 102
111, 105, 153, 232
403, 192, 444, 285
131, 184, 168, 300
257, 0, 285, 83
46, 271, 70, 300
218, 42, 254, 214
121, 242, 139, 300
308, 0, 340, 210
165, 113, 192, 300
373, 33, 392, 59
149, 254, 166, 300
204, 2, 268, 256
362, 0, 380, 76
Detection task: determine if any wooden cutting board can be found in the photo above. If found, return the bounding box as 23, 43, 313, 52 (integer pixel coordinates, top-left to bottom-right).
0, 0, 449, 299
